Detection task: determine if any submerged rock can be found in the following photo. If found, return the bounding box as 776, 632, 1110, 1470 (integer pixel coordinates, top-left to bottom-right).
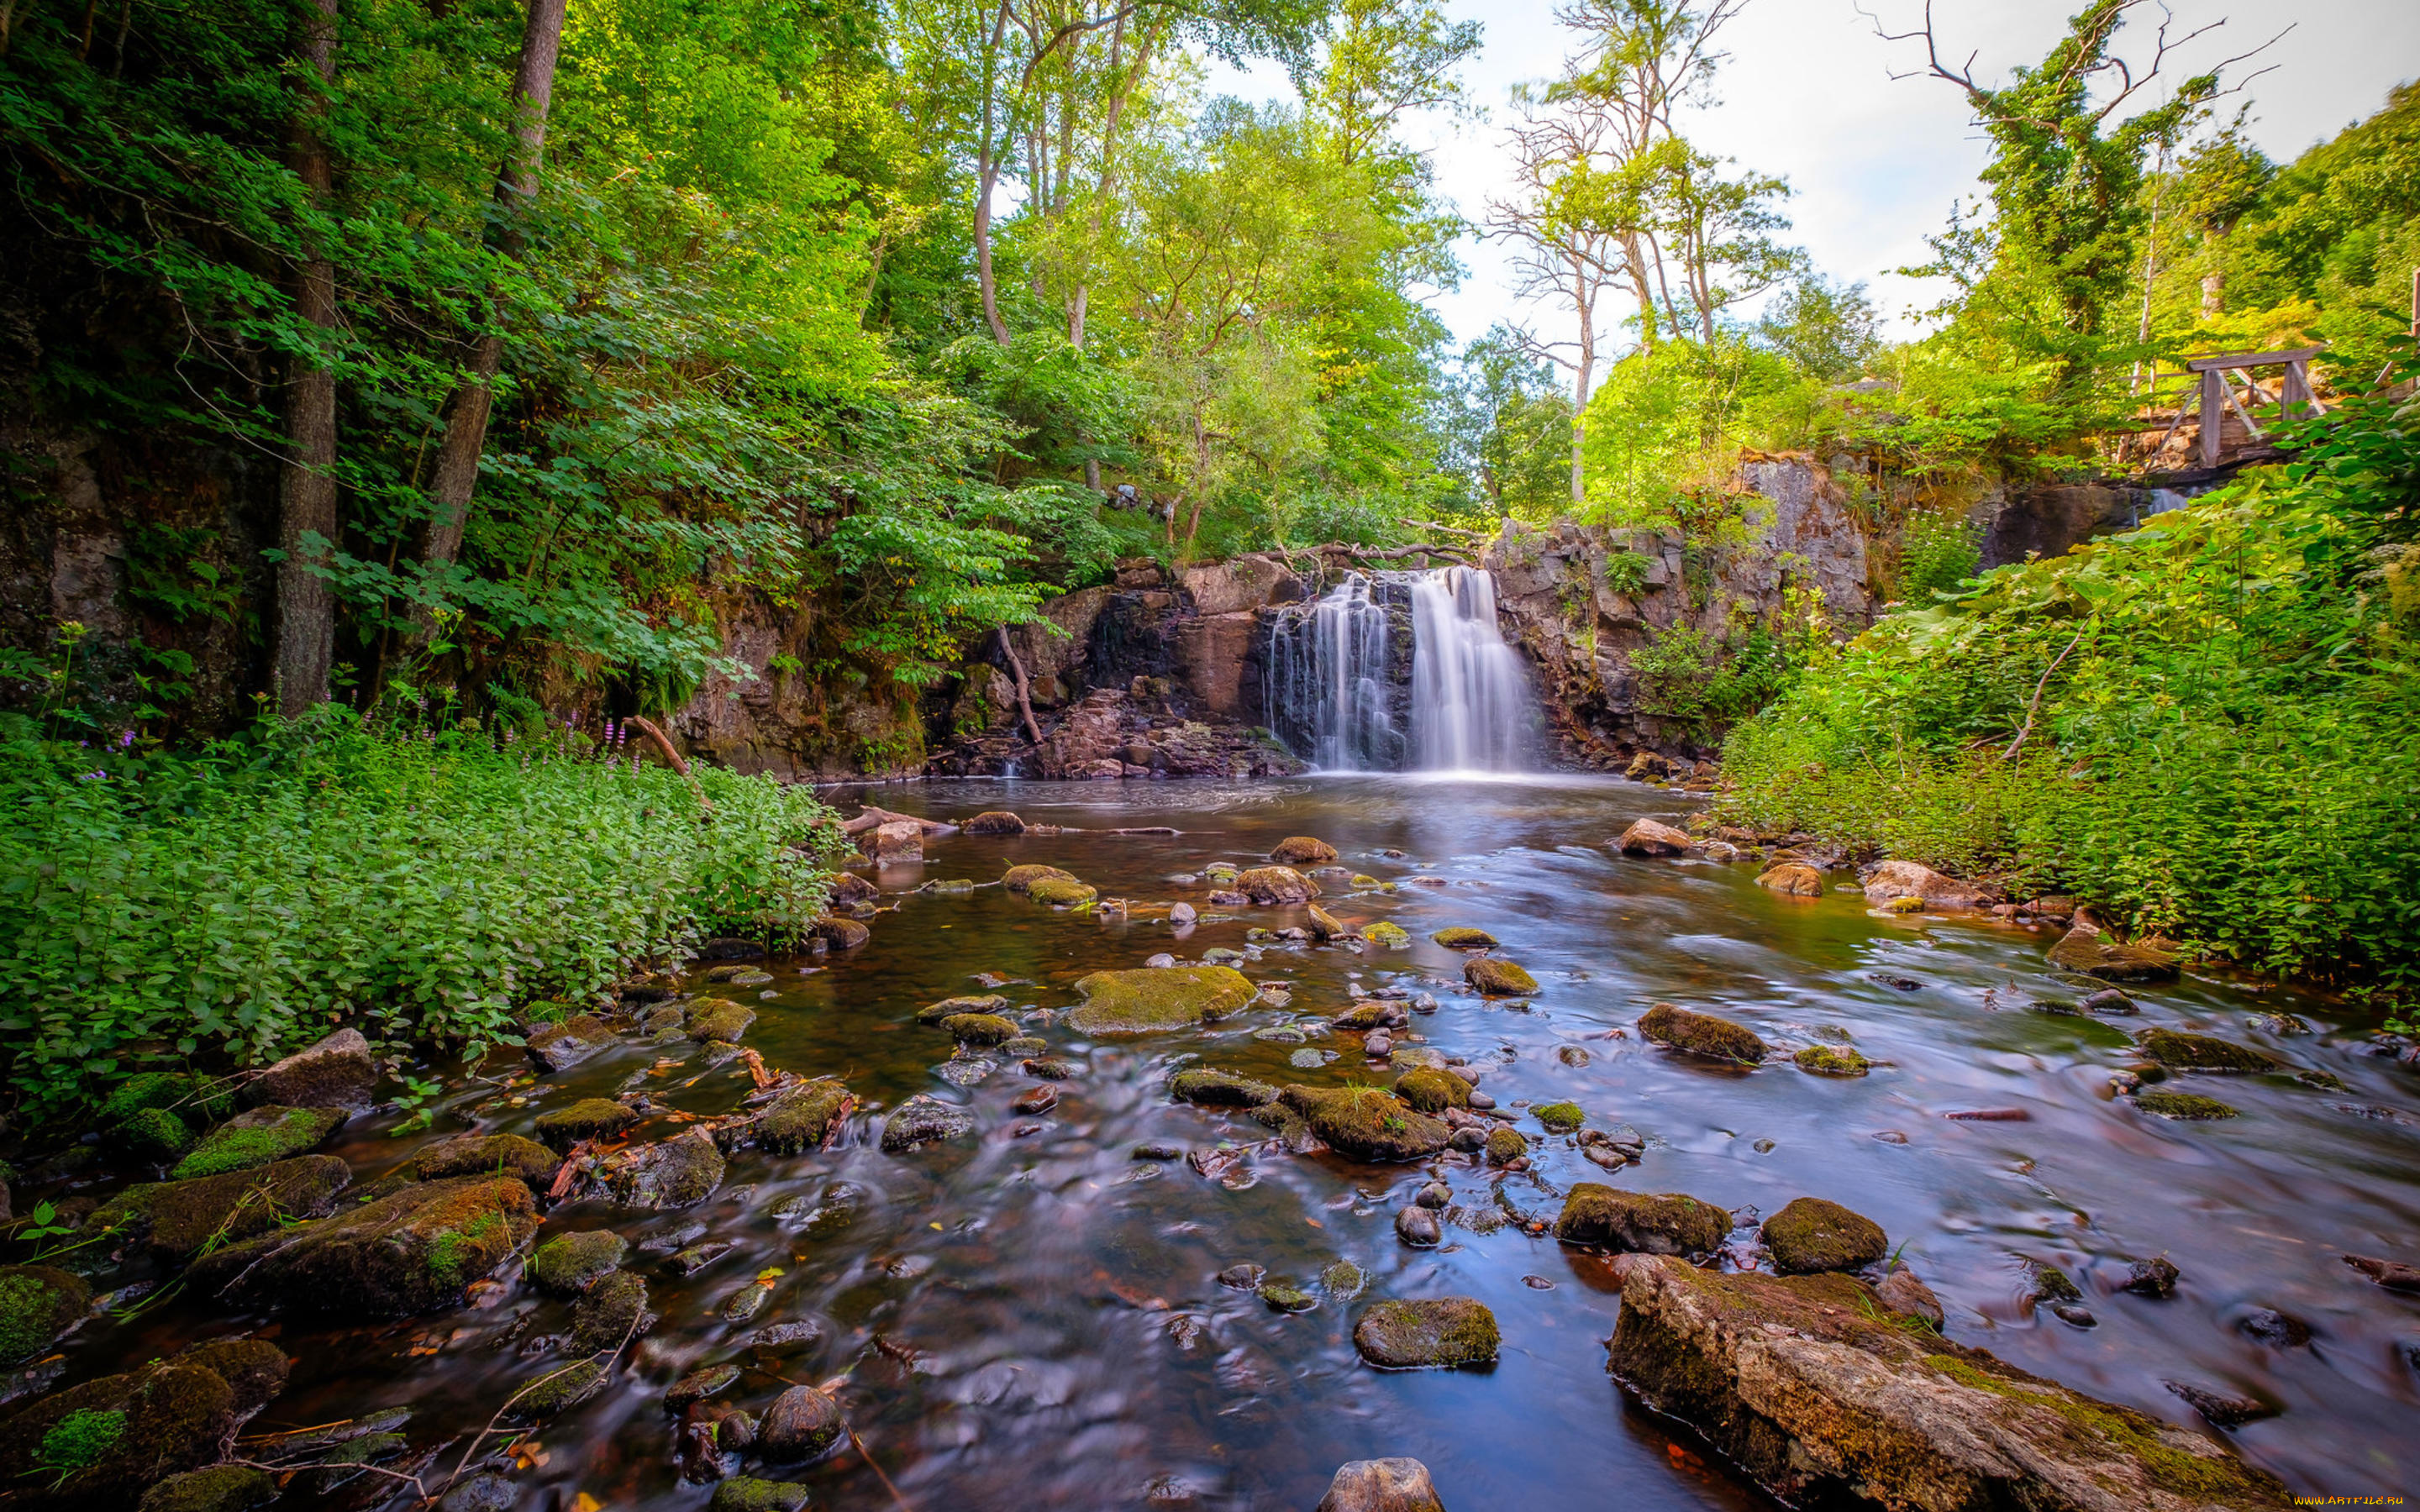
526, 1013, 616, 1073
1028, 877, 1099, 906
1607, 1257, 2291, 1512
1068, 966, 1256, 1032
881, 1095, 976, 1152
1532, 1100, 1585, 1134
137, 1464, 278, 1512
2136, 1029, 2275, 1074
1281, 1085, 1450, 1162
1793, 1045, 1870, 1076
1169, 1068, 1278, 1107
1352, 1299, 1499, 1368
1639, 1004, 1768, 1065
1429, 927, 1497, 949
1315, 1458, 1447, 1512
2136, 1090, 2239, 1120
1237, 865, 1319, 904
1874, 1266, 1945, 1327
602, 1130, 726, 1210
711, 1479, 814, 1512
245, 1027, 376, 1110
1463, 958, 1538, 996
567, 1269, 650, 1353
416, 1133, 561, 1185
1484, 1127, 1528, 1166
1617, 819, 1695, 856
1270, 837, 1339, 865
169, 1105, 343, 1180
534, 1097, 639, 1149
741, 1080, 855, 1155
1552, 1184, 1728, 1255
1360, 921, 1412, 949
939, 1012, 1018, 1046
87, 1155, 351, 1261
189, 1174, 539, 1317
1760, 1197, 1887, 1274
918, 993, 1009, 1025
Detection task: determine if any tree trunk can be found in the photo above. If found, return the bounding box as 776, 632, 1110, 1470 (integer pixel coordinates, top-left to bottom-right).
274, 0, 340, 718
1570, 265, 1596, 507
414, 0, 569, 602
974, 0, 1013, 347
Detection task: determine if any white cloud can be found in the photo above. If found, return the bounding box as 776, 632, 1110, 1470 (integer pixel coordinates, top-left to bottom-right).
1207, 0, 2420, 354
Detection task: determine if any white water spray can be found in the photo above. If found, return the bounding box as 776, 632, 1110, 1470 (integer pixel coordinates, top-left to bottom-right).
1407, 566, 1534, 772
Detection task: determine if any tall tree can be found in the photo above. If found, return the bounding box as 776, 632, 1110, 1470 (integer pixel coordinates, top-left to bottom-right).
1294, 0, 1479, 166
274, 0, 340, 717
414, 0, 570, 617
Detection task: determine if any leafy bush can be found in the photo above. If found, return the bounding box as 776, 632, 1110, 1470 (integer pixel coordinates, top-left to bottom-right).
1896, 508, 1983, 601
0, 711, 840, 1111
1721, 375, 2420, 993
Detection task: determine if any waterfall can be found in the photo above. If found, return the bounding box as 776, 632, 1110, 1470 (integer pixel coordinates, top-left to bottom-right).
1263, 573, 1405, 771
1263, 566, 1535, 773
1408, 566, 1534, 773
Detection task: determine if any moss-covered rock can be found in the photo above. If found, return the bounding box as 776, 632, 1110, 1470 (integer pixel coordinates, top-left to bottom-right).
961, 811, 1027, 835
88, 1155, 352, 1260
1170, 1068, 1279, 1107
1551, 1184, 1728, 1254
0, 1344, 290, 1507
1236, 866, 1318, 904
136, 1464, 277, 1512
1069, 965, 1256, 1032
917, 993, 1009, 1024
1793, 1045, 1870, 1076
2137, 1028, 2275, 1074
880, 1094, 976, 1152
1280, 1085, 1449, 1162
1352, 1298, 1500, 1368
0, 1268, 90, 1364
1027, 877, 1099, 906
1270, 837, 1339, 865
1430, 927, 1497, 949
2136, 1090, 2239, 1120
939, 1012, 1018, 1045
113, 1107, 195, 1161
518, 1358, 608, 1415
2047, 926, 2181, 982
1330, 1001, 1394, 1031
530, 1230, 628, 1294
1761, 1197, 1887, 1274
1003, 864, 1080, 893
1639, 1004, 1768, 1065
746, 1080, 854, 1155
601, 1130, 724, 1210
1606, 1256, 2294, 1512
525, 1013, 615, 1073
1359, 921, 1412, 949
1756, 863, 1826, 896
188, 1174, 538, 1317
534, 1098, 640, 1150
1485, 1127, 1528, 1166
688, 1001, 758, 1044
759, 1383, 845, 1462
102, 1071, 235, 1127
567, 1269, 649, 1353
169, 1105, 343, 1180
1464, 957, 1538, 996
710, 1478, 814, 1512
1532, 1100, 1585, 1134
1392, 1066, 1469, 1114
416, 1132, 561, 1185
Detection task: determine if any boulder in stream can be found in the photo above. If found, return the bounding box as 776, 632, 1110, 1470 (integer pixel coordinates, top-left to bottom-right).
757, 1384, 844, 1462
1463, 957, 1538, 996
711, 1479, 814, 1512
1617, 819, 1695, 856
190, 1174, 539, 1316
2135, 1029, 2275, 1074
244, 1027, 376, 1110
881, 1095, 976, 1152
1755, 863, 1826, 897
1429, 927, 1497, 949
961, 811, 1027, 835
1639, 1004, 1768, 1065
1270, 837, 1339, 864
687, 1001, 758, 1044
2047, 924, 2180, 982
530, 1230, 628, 1294
1392, 1067, 1469, 1114
169, 1105, 344, 1180
918, 993, 1009, 1024
416, 1132, 561, 1185
0, 1338, 288, 1509
1003, 864, 1081, 893
1352, 1299, 1499, 1368
568, 1269, 650, 1352
1281, 1085, 1449, 1161
1760, 1197, 1887, 1274
1606, 1256, 2292, 1512
534, 1097, 640, 1150
1552, 1184, 1728, 1254
88, 1155, 351, 1261
1315, 1458, 1448, 1512
1236, 865, 1319, 904
940, 1012, 1018, 1046
1861, 860, 1988, 910
601, 1130, 725, 1210
526, 1014, 616, 1072
1169, 1068, 1278, 1107
0, 1268, 90, 1364
739, 1079, 855, 1154
1069, 966, 1256, 1032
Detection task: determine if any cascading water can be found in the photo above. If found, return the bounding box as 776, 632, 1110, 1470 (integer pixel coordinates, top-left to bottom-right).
1262, 573, 1406, 771
1264, 566, 1536, 773
1408, 565, 1534, 772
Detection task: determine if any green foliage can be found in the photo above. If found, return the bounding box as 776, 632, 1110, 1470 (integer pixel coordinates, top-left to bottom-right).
0, 709, 841, 1110
1896, 510, 1983, 601
1722, 371, 2420, 992
34, 1410, 125, 1478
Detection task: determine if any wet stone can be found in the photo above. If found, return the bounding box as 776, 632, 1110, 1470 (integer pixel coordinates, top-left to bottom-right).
666, 1363, 742, 1408
1352, 1298, 1499, 1368
881, 1095, 976, 1152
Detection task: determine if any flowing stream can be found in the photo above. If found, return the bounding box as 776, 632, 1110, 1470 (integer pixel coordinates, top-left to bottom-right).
42, 777, 2420, 1509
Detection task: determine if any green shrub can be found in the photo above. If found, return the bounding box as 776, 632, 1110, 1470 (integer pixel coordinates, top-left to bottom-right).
1896, 508, 1982, 601
0, 711, 840, 1110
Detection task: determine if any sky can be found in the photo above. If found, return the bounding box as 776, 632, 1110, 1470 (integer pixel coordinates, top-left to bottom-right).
1207, 0, 2420, 356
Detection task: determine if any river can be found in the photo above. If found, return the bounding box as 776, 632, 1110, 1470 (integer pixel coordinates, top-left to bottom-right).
87, 774, 2420, 1508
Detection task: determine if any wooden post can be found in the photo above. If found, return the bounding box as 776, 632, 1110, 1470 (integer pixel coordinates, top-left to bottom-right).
2281, 360, 2312, 423
2200, 368, 2225, 470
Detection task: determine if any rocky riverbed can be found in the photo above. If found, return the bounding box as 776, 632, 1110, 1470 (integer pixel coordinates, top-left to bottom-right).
3, 774, 2413, 1510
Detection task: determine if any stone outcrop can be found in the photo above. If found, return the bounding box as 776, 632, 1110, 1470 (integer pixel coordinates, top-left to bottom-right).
1607, 1256, 2292, 1512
